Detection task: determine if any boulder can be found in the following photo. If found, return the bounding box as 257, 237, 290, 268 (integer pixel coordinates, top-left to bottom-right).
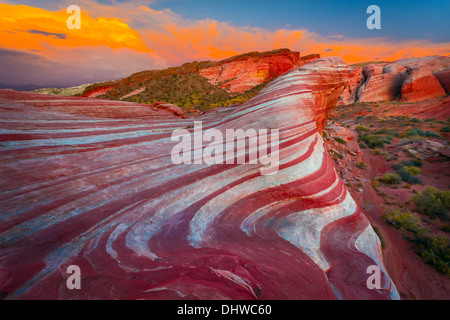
401, 67, 446, 102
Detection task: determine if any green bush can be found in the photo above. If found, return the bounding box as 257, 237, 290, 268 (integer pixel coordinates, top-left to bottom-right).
375, 128, 399, 137
355, 124, 370, 132
393, 159, 423, 169
334, 137, 347, 145
395, 166, 422, 185
412, 187, 450, 220
378, 173, 402, 185
382, 209, 421, 233
440, 126, 450, 133
407, 128, 441, 138
408, 128, 425, 137
415, 234, 450, 275
424, 131, 440, 138
361, 135, 385, 149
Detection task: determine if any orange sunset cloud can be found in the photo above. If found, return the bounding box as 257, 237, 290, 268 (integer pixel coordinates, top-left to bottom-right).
1, 2, 449, 86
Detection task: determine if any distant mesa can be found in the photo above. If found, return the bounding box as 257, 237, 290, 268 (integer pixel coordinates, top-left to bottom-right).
30, 51, 450, 111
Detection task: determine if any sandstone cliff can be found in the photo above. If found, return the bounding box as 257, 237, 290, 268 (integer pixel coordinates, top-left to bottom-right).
338, 56, 450, 105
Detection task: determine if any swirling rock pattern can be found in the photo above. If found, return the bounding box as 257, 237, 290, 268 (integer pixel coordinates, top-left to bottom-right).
0, 57, 398, 300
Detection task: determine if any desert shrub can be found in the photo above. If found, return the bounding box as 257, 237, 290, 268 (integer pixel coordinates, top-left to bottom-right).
378, 173, 402, 185
412, 187, 450, 220
355, 124, 370, 132
394, 166, 422, 184
382, 209, 421, 233
393, 159, 423, 169
334, 137, 347, 145
415, 234, 450, 275
375, 128, 399, 137
372, 148, 384, 155
372, 179, 379, 189
440, 126, 450, 133
407, 128, 425, 137
356, 162, 367, 170
404, 166, 421, 175
424, 131, 440, 138
407, 128, 440, 138
361, 135, 385, 149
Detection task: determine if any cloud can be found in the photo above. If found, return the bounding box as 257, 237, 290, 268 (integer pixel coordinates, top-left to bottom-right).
0, 3, 168, 86
0, 46, 166, 87
1, 1, 449, 87
75, 1, 449, 65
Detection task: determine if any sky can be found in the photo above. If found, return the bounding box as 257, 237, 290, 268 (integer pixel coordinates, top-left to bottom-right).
1, 0, 449, 87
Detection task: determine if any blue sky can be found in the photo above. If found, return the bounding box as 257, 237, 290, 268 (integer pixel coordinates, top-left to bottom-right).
151, 0, 450, 42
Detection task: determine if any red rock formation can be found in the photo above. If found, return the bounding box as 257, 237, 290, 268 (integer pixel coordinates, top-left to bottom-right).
338, 67, 364, 105
199, 49, 301, 93
340, 56, 450, 105
298, 54, 321, 67
357, 64, 407, 102
151, 102, 186, 118
434, 67, 450, 93
82, 85, 116, 98
401, 67, 446, 102
0, 57, 398, 300
81, 49, 310, 99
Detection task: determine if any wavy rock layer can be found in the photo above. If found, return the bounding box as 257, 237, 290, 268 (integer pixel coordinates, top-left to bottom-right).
0, 57, 398, 300
0, 90, 184, 119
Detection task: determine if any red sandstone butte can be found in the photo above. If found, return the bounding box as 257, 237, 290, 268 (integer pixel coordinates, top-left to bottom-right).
357, 64, 408, 102
199, 49, 302, 93
0, 57, 398, 300
401, 67, 446, 102
339, 56, 450, 105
